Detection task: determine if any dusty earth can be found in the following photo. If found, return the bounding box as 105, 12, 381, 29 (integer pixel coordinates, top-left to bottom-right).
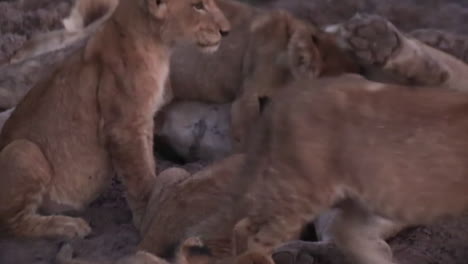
1, 0, 468, 263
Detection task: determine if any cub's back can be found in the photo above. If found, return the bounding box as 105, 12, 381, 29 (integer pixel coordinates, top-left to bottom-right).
257, 74, 468, 222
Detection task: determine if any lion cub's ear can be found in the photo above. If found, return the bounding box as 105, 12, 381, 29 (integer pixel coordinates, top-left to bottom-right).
286, 22, 323, 79
144, 0, 169, 20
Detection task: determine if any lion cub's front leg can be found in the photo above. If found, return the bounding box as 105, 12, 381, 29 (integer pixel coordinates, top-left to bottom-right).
99, 69, 162, 228
328, 14, 468, 90
103, 113, 156, 228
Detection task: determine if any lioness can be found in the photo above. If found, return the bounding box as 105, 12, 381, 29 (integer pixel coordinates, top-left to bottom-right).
0, 0, 230, 239
229, 73, 468, 264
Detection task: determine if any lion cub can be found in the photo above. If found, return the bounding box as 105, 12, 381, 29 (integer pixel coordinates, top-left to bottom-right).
234, 74, 468, 264
56, 237, 207, 264
56, 236, 273, 264
0, 0, 230, 239
139, 155, 246, 259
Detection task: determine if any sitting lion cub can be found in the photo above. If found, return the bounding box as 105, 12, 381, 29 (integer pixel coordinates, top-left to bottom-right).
0, 0, 230, 239
232, 73, 468, 264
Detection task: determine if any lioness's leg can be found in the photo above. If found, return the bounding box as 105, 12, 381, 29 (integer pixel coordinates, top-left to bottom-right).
329, 14, 468, 90
410, 29, 468, 64
0, 140, 91, 238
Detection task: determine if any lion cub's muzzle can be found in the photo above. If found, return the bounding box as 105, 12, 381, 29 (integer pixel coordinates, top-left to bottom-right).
197, 30, 223, 53
197, 13, 230, 54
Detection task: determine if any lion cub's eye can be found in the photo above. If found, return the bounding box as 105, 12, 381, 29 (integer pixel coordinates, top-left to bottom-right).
193, 2, 205, 11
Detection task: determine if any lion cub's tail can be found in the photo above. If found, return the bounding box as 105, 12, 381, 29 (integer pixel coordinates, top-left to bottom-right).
4, 0, 118, 66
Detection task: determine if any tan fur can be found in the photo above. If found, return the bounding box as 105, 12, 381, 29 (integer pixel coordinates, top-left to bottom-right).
51, 154, 288, 264
139, 15, 468, 264
144, 15, 468, 264
0, 0, 230, 239
137, 15, 468, 264
227, 10, 358, 151
155, 13, 468, 162
4, 1, 359, 152
231, 74, 468, 264
139, 154, 245, 259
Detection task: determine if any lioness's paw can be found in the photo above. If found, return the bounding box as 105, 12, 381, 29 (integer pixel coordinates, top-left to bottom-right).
56, 243, 75, 263
411, 29, 468, 63
50, 216, 92, 239
336, 14, 401, 66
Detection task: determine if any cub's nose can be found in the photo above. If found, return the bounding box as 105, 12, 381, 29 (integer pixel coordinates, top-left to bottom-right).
220, 29, 230, 37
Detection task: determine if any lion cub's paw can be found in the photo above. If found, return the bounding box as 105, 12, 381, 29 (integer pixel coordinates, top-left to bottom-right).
332, 14, 401, 66
50, 216, 92, 239
273, 241, 345, 264
182, 237, 205, 248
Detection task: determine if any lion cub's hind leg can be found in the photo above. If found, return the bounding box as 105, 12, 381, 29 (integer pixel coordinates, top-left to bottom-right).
233, 206, 320, 257
327, 14, 451, 87
272, 201, 397, 264
330, 200, 395, 264
0, 139, 91, 238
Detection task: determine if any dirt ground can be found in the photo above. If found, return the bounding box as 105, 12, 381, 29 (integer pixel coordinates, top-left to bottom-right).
1, 0, 468, 263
